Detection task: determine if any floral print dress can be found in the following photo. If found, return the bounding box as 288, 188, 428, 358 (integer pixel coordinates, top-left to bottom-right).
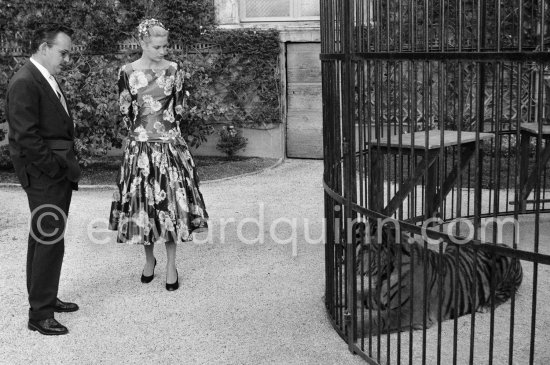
109, 62, 208, 244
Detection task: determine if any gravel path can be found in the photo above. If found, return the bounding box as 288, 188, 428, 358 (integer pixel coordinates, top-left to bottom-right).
3, 158, 548, 364
0, 159, 365, 364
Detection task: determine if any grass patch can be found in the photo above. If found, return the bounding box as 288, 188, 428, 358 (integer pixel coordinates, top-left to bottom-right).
0, 155, 280, 185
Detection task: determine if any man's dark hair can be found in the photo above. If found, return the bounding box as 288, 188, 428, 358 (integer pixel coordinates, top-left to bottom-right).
29, 23, 74, 53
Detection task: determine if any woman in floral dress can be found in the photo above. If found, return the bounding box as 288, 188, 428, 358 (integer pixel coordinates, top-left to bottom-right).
109, 19, 208, 291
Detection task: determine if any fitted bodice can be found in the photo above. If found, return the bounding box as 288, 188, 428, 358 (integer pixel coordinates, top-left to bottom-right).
119, 62, 185, 143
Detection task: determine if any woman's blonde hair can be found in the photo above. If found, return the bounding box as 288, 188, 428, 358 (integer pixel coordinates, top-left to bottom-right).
137, 19, 168, 41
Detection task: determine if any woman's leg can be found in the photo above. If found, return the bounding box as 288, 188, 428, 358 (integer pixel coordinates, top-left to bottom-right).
143, 243, 156, 276
165, 241, 178, 284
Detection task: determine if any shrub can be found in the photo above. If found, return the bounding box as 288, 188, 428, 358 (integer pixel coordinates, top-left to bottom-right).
177, 57, 225, 148
60, 53, 129, 165
0, 2, 281, 155
216, 125, 248, 158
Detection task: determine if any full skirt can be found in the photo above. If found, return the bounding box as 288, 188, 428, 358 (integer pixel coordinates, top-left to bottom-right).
109, 140, 208, 244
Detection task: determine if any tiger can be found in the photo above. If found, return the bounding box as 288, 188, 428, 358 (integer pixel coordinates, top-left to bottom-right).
353, 221, 523, 335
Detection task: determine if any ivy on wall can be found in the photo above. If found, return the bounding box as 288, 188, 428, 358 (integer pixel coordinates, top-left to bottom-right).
0, 0, 280, 162
202, 29, 281, 127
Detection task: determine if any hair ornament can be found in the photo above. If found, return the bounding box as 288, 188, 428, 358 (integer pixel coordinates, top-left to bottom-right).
137, 18, 167, 39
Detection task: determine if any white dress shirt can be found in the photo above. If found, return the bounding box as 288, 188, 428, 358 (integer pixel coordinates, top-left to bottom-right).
29, 57, 69, 114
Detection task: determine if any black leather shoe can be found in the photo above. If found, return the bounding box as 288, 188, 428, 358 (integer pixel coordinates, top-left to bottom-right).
141, 258, 157, 283
166, 270, 179, 291
28, 318, 68, 335
54, 298, 79, 313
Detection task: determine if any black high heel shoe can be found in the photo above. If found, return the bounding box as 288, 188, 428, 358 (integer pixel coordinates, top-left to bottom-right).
141, 258, 157, 283
166, 270, 179, 291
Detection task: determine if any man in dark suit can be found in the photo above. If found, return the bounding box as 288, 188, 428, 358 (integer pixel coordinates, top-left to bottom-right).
6, 23, 81, 335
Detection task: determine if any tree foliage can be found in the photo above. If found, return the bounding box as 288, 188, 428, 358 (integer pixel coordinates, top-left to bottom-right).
0, 0, 216, 54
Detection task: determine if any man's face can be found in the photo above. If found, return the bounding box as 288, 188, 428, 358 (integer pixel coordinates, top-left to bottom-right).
42, 32, 72, 75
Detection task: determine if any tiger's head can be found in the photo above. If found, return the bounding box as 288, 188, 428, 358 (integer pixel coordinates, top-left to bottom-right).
354, 220, 412, 278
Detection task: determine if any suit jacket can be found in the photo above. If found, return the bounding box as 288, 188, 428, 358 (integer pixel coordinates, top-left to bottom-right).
6, 61, 80, 190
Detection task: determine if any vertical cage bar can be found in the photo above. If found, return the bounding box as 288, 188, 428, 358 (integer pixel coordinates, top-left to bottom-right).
322, 1, 550, 364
